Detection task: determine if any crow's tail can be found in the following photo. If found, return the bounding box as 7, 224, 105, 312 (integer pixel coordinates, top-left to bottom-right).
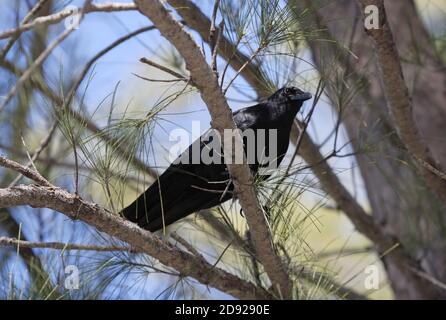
120, 185, 163, 232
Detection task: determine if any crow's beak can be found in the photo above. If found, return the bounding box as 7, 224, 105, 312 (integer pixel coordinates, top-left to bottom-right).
290, 92, 312, 101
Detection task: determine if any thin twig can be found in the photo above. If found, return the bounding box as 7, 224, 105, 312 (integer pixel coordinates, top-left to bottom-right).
66, 25, 156, 104
209, 0, 220, 48
287, 79, 324, 173
223, 47, 262, 95
132, 73, 186, 83
0, 185, 271, 299
408, 266, 446, 291
9, 121, 57, 187
0, 0, 49, 60
0, 237, 136, 253
356, 0, 446, 205
212, 20, 224, 77
0, 0, 96, 113
209, 0, 221, 74
139, 57, 188, 81
0, 2, 137, 40
220, 36, 243, 90
171, 233, 205, 259
0, 26, 76, 113
0, 155, 52, 187
415, 156, 446, 182
135, 0, 291, 298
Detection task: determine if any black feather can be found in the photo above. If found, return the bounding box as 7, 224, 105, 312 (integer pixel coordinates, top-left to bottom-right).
121, 87, 311, 231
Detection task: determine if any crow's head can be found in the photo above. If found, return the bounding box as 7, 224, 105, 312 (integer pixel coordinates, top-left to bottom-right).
268, 87, 312, 104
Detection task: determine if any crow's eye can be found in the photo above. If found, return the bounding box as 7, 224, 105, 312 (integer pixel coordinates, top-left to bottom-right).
284, 88, 293, 95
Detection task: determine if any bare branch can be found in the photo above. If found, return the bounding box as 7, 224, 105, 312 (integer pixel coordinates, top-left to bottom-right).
0, 237, 135, 253
0, 55, 157, 179
223, 47, 262, 95
139, 57, 188, 81
408, 266, 446, 292
209, 0, 221, 49
0, 0, 98, 112
165, 1, 440, 297
0, 0, 50, 60
168, 0, 271, 97
171, 233, 204, 259
211, 20, 224, 76
66, 26, 157, 103
209, 0, 221, 74
0, 156, 52, 187
0, 2, 137, 40
0, 185, 270, 299
0, 26, 75, 113
357, 0, 446, 205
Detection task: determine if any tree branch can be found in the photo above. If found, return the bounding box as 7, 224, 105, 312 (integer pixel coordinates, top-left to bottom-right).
0, 237, 136, 253
167, 0, 271, 97
357, 0, 446, 206
0, 156, 52, 187
0, 51, 157, 179
139, 57, 188, 81
0, 184, 269, 300
0, 0, 50, 60
9, 121, 57, 187
297, 131, 443, 297
134, 0, 292, 298
66, 26, 157, 103
0, 0, 97, 112
0, 2, 137, 40
0, 26, 76, 113
165, 0, 446, 297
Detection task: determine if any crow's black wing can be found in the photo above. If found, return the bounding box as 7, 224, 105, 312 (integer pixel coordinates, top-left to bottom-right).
122, 130, 231, 231
232, 103, 268, 130
122, 103, 269, 231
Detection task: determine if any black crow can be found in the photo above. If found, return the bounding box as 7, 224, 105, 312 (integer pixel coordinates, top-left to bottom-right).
121, 87, 312, 231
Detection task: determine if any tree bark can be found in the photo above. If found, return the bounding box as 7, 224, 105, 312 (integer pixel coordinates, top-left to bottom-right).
0, 185, 270, 300
291, 0, 446, 298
